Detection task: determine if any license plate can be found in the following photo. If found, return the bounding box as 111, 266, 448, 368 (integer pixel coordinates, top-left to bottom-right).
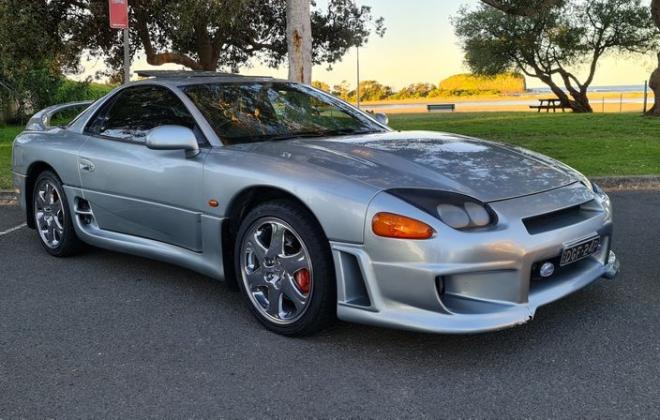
560, 236, 601, 266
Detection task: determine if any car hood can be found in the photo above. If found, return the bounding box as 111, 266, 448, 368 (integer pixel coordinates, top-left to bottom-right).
237, 131, 580, 202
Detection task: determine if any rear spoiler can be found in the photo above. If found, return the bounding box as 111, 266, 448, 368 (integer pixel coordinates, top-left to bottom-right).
25, 101, 93, 131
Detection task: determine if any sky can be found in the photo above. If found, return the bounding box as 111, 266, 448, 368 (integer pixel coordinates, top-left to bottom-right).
75, 0, 657, 90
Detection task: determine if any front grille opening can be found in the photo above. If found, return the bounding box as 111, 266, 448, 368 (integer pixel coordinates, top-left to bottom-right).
523, 200, 600, 235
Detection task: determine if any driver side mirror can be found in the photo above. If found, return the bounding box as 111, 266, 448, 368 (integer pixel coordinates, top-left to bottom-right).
146, 125, 200, 157
374, 113, 389, 126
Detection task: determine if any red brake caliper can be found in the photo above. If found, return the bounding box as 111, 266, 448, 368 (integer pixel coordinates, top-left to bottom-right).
294, 269, 311, 295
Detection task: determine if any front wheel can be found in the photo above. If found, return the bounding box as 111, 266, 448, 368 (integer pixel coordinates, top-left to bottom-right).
234, 201, 336, 336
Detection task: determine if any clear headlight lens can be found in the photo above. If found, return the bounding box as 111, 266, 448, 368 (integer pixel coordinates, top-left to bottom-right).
388, 189, 497, 231
464, 202, 491, 226
437, 202, 492, 229
437, 204, 470, 229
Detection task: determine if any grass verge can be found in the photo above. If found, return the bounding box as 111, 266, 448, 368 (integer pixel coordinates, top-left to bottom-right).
389, 112, 660, 177
0, 125, 23, 190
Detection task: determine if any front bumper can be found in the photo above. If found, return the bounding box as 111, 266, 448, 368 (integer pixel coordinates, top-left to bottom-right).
332, 183, 619, 334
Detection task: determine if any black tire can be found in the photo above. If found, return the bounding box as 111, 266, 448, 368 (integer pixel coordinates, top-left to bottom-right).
234, 200, 336, 336
32, 170, 84, 257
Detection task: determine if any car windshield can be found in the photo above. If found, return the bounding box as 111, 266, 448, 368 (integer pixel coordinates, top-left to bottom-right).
182, 82, 386, 145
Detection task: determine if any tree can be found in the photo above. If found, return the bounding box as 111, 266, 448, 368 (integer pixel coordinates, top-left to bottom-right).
0, 0, 80, 121
350, 80, 392, 102
480, 0, 564, 17
312, 81, 331, 92
287, 0, 312, 83
455, 0, 658, 112
63, 0, 384, 77
393, 83, 436, 99
647, 0, 660, 115
331, 80, 351, 100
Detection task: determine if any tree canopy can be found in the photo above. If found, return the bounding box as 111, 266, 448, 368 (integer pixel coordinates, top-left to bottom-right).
0, 0, 83, 120
62, 0, 385, 75
480, 0, 564, 17
455, 0, 658, 112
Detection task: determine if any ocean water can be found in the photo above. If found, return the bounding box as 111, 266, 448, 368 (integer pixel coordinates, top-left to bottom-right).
529, 84, 647, 93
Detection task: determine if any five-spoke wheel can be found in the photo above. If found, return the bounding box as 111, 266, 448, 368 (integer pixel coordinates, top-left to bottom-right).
240, 218, 313, 324
235, 200, 335, 336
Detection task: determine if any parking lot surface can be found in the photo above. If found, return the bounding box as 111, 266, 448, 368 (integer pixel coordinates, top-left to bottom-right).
1, 191, 659, 418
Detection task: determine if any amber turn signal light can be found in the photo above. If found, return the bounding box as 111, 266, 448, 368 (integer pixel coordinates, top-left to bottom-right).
372, 213, 435, 240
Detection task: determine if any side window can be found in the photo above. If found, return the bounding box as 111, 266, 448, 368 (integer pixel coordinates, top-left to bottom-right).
86, 86, 203, 144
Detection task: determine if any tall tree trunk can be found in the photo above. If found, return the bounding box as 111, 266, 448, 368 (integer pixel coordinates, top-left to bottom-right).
568, 91, 593, 113
287, 0, 312, 84
648, 53, 660, 115
646, 0, 660, 116
537, 74, 592, 112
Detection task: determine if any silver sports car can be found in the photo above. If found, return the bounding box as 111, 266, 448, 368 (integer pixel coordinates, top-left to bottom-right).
12, 71, 619, 336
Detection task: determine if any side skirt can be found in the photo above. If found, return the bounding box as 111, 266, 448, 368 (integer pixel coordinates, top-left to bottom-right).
63, 186, 225, 281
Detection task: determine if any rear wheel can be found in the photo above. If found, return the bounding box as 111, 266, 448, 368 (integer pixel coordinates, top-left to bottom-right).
235, 201, 335, 336
33, 171, 83, 257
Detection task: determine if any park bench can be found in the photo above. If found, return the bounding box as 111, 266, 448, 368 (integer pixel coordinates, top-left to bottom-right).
427, 103, 456, 112
530, 98, 569, 113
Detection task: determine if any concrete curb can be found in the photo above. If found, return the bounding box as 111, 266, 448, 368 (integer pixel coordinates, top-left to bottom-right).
0, 177, 658, 206
592, 176, 660, 192
0, 190, 17, 205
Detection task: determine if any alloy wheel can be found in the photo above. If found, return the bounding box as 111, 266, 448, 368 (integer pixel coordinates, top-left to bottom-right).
240, 218, 313, 325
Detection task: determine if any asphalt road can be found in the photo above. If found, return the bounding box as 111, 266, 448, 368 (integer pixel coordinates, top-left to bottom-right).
1, 191, 659, 418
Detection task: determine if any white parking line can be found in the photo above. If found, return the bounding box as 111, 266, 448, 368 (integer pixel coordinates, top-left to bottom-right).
0, 223, 27, 236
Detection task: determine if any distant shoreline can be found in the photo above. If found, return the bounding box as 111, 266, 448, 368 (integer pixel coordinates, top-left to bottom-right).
355, 90, 654, 114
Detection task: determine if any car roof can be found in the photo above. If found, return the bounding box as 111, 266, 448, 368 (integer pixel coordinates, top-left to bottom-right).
132, 70, 289, 87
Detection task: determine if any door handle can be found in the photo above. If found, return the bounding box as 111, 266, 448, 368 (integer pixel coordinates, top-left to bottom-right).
79, 159, 95, 172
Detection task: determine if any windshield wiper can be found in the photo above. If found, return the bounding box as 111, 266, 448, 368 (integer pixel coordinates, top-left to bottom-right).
268, 132, 330, 141
323, 128, 379, 136
230, 129, 381, 143
270, 129, 379, 141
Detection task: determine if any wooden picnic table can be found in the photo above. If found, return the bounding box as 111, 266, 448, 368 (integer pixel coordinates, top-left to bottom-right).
530, 98, 569, 113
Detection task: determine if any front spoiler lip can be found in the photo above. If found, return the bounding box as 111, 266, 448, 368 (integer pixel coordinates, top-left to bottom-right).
336, 251, 619, 335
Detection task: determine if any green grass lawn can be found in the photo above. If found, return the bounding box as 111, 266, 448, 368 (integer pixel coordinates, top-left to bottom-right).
0, 125, 23, 190
1, 112, 659, 189
389, 112, 660, 177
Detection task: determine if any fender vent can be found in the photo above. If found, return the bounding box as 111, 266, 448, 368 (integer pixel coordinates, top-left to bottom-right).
337, 252, 372, 308
74, 198, 96, 226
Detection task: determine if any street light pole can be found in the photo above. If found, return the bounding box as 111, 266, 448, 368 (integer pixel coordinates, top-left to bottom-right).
356, 45, 361, 109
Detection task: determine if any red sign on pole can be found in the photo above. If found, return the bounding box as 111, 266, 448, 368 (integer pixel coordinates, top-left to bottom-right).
109, 0, 128, 29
